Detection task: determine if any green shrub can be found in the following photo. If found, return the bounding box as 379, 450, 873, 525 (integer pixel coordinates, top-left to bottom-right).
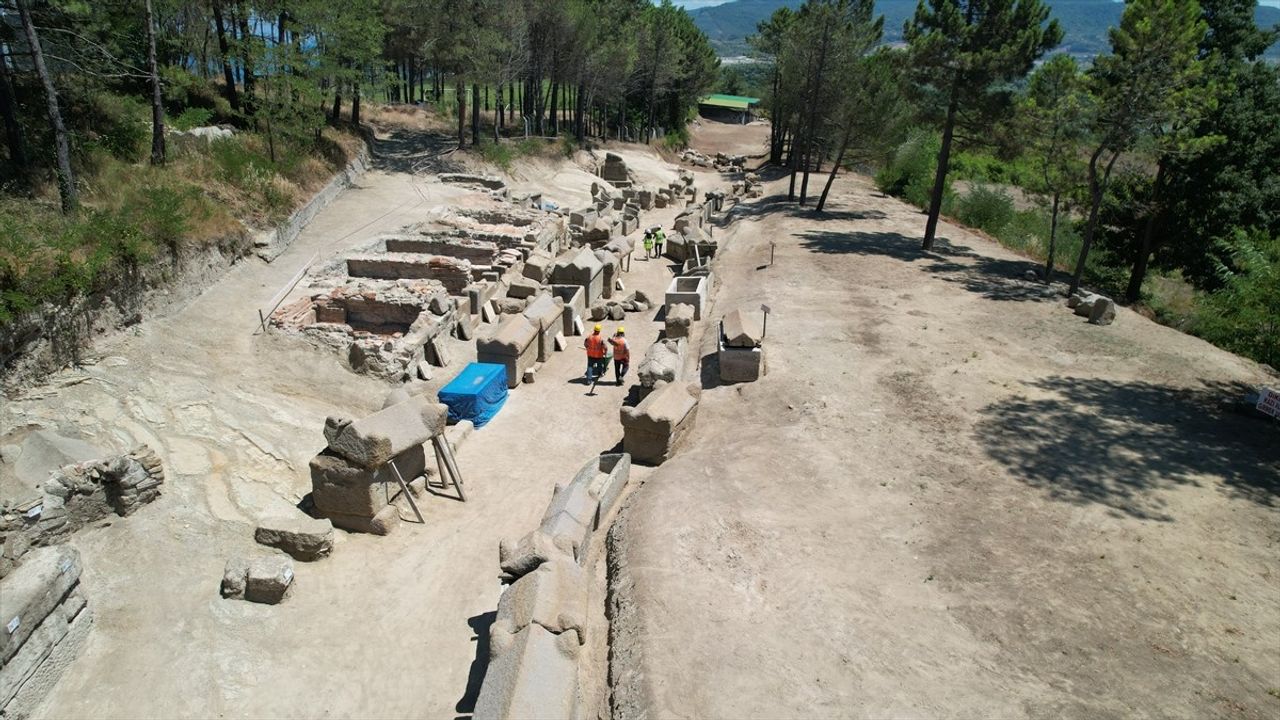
1191, 229, 1280, 368
477, 140, 514, 171
85, 92, 148, 161
876, 129, 947, 209
172, 107, 215, 131
955, 184, 1015, 236
661, 126, 690, 151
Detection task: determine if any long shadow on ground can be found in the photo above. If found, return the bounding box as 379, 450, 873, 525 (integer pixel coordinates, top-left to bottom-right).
797, 229, 1060, 303
371, 130, 464, 175
975, 377, 1280, 521
454, 610, 496, 718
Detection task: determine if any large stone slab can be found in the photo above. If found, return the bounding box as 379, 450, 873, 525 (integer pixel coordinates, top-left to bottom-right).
473, 623, 580, 720
620, 382, 701, 465
494, 557, 588, 643
0, 546, 81, 667
522, 293, 566, 363
477, 314, 540, 388
324, 396, 447, 470
665, 303, 695, 340
254, 515, 335, 561
310, 445, 426, 521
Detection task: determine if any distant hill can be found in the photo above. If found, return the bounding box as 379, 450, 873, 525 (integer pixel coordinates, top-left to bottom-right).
691, 0, 1280, 58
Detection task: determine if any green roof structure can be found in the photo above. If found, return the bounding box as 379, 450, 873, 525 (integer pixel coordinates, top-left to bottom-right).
699, 94, 760, 110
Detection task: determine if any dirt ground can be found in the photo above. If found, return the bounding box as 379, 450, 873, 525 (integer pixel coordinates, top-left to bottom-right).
608, 144, 1280, 717
4, 116, 1277, 720
0, 129, 708, 719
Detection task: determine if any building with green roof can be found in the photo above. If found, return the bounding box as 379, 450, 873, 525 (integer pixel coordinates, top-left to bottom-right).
698, 94, 761, 124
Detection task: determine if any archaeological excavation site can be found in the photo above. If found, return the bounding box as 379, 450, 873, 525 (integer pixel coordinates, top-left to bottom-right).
3, 3, 1279, 717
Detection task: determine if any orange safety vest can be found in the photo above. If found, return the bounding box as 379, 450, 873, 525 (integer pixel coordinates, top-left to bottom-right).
585, 334, 608, 359
608, 336, 630, 361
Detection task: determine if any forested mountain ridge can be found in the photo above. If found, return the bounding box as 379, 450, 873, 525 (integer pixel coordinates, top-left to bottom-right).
692, 0, 1280, 56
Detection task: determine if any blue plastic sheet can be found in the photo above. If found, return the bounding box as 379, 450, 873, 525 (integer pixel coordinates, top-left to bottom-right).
438, 363, 508, 428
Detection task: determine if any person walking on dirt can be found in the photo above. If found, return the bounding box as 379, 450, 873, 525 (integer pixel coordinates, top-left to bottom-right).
642, 230, 654, 259
584, 324, 609, 381
608, 327, 631, 386
653, 227, 666, 258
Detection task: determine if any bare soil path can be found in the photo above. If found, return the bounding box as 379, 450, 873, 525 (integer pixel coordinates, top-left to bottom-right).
609, 171, 1280, 719
0, 131, 697, 719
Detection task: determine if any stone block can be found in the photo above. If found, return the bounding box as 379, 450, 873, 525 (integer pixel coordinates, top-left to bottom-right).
254, 515, 335, 562
620, 382, 700, 465
665, 303, 695, 339
0, 585, 90, 716
722, 309, 764, 348
221, 557, 249, 599
1089, 298, 1116, 326
506, 276, 541, 300
637, 339, 685, 389
665, 275, 708, 321
310, 445, 426, 519
327, 505, 401, 536
473, 624, 579, 720
324, 396, 446, 470
719, 345, 766, 384
550, 248, 604, 305
523, 293, 566, 363
541, 481, 599, 533
571, 453, 631, 530
548, 285, 586, 338
522, 253, 554, 284
244, 556, 294, 605
569, 207, 598, 228
499, 530, 574, 580
494, 557, 587, 642
0, 546, 80, 667
477, 314, 540, 389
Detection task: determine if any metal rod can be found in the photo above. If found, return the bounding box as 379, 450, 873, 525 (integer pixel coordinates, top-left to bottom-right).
388, 459, 424, 523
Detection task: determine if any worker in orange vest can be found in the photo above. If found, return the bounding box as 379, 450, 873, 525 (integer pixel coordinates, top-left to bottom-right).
584, 324, 609, 382
608, 327, 631, 386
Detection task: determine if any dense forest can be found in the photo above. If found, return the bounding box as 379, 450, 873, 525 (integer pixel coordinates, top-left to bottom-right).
754, 0, 1279, 367
0, 0, 716, 330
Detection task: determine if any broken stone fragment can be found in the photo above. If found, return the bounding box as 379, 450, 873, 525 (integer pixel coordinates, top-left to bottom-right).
722, 309, 764, 348
244, 556, 294, 604
221, 557, 249, 599
1088, 298, 1116, 326
254, 515, 335, 561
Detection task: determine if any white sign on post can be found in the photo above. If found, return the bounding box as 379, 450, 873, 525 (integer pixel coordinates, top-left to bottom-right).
1257, 387, 1280, 419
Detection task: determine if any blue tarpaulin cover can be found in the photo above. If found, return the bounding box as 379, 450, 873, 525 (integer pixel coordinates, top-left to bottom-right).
438, 362, 508, 428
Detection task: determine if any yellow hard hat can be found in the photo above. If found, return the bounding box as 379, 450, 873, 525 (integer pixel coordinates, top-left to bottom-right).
616, 327, 625, 334
593, 324, 602, 332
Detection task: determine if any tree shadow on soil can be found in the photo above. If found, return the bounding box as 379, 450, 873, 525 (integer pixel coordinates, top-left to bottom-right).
976, 376, 1280, 521
371, 130, 464, 175
454, 610, 496, 718
797, 229, 1060, 303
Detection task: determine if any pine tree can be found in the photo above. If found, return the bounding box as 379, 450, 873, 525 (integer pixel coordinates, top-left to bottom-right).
904, 0, 1061, 251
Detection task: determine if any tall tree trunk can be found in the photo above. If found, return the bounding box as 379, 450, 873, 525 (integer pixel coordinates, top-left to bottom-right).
235, 6, 255, 111
1070, 149, 1121, 295
549, 81, 559, 135
1043, 191, 1060, 282
817, 121, 855, 212
17, 0, 76, 213
212, 2, 240, 112
922, 87, 959, 251
1124, 161, 1166, 303
332, 86, 342, 123
456, 77, 466, 149
351, 82, 361, 125
471, 83, 480, 146
145, 0, 166, 166
0, 46, 29, 177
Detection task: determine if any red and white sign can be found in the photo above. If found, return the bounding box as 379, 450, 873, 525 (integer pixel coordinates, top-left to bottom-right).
1257, 387, 1280, 419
